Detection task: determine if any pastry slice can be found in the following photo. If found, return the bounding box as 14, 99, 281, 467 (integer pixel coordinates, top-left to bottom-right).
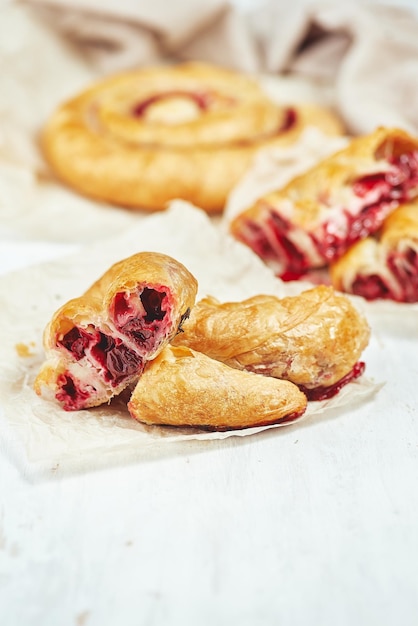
173, 285, 370, 400
230, 127, 418, 279
34, 252, 198, 410
330, 200, 418, 302
128, 345, 307, 431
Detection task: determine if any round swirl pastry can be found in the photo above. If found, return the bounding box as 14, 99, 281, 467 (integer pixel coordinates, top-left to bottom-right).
42, 62, 344, 213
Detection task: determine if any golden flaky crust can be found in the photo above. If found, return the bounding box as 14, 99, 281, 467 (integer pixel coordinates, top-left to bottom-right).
34, 252, 198, 410
230, 127, 418, 276
173, 286, 370, 390
330, 200, 418, 302
42, 62, 343, 214
128, 345, 307, 431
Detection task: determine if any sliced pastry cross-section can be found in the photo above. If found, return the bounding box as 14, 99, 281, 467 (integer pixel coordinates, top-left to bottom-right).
331, 200, 418, 302
34, 252, 198, 410
230, 127, 418, 279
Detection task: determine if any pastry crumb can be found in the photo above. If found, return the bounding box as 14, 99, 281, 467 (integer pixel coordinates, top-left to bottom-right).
15, 342, 36, 357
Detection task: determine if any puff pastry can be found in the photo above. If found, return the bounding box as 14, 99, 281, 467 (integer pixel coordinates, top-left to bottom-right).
42, 62, 343, 214
34, 252, 198, 410
128, 345, 307, 431
230, 127, 418, 279
173, 285, 370, 400
330, 200, 418, 302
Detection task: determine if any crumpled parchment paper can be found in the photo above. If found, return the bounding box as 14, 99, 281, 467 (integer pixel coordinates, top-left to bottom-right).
0, 201, 381, 478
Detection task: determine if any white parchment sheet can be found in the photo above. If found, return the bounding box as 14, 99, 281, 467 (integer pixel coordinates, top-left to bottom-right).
0, 202, 383, 478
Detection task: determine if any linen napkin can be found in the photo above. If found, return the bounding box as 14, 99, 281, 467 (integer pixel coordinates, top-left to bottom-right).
21, 0, 418, 134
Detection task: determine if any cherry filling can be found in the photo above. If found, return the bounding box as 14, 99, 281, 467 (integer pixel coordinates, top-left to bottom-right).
90, 333, 143, 383
237, 151, 418, 280
351, 274, 391, 301
388, 246, 418, 302
298, 361, 366, 401
54, 288, 170, 410
269, 213, 310, 277
58, 327, 91, 360
111, 288, 169, 351
56, 373, 91, 411
351, 246, 418, 302
132, 91, 212, 117
278, 108, 297, 133
57, 326, 144, 409
141, 287, 166, 322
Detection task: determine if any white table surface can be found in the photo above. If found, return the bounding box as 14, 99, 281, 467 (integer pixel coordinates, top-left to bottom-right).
1, 0, 418, 622
0, 241, 417, 626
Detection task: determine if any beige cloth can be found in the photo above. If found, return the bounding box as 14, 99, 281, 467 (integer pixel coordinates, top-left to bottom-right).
21, 0, 418, 135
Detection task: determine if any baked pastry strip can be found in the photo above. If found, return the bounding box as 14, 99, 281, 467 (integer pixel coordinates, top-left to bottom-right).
34, 252, 198, 410
128, 345, 307, 431
173, 285, 370, 400
230, 127, 418, 278
42, 62, 343, 213
330, 201, 418, 302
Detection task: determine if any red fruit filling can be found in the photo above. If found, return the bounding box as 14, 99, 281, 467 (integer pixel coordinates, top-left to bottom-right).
111, 287, 171, 352
351, 274, 391, 301
132, 91, 212, 117
90, 333, 144, 383
351, 246, 418, 302
56, 326, 144, 410
236, 151, 418, 280
59, 326, 91, 360
132, 94, 296, 144
56, 373, 91, 411
278, 108, 297, 133
299, 361, 366, 401
55, 287, 174, 410
387, 246, 418, 302
58, 326, 143, 381
273, 407, 307, 426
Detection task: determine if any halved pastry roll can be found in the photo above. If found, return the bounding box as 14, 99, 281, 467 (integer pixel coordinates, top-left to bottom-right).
34, 252, 198, 410
230, 127, 418, 279
330, 201, 418, 302
42, 62, 343, 214
128, 345, 307, 431
173, 285, 370, 400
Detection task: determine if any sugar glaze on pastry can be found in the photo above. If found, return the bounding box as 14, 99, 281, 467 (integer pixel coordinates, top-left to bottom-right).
173, 285, 370, 400
230, 127, 418, 279
42, 62, 343, 213
34, 252, 197, 410
128, 345, 307, 431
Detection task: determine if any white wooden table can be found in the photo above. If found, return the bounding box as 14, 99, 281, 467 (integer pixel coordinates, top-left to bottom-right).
1, 242, 418, 626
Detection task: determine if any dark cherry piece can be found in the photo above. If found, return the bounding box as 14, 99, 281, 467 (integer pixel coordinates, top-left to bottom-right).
56, 287, 171, 409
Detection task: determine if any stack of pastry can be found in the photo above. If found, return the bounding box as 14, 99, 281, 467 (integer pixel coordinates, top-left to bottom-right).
35, 252, 370, 431
230, 127, 418, 302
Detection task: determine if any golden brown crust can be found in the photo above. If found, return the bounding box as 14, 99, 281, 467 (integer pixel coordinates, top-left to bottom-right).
42, 62, 343, 214
330, 201, 418, 302
379, 201, 418, 248
230, 127, 418, 274
128, 345, 307, 430
173, 285, 370, 389
233, 127, 418, 230
34, 252, 198, 410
